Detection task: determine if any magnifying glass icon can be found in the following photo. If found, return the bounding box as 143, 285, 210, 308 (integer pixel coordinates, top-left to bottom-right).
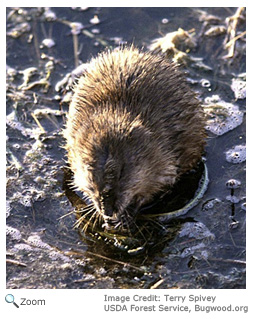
5, 294, 19, 308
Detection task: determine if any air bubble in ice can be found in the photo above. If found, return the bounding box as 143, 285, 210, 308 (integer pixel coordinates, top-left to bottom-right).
226, 179, 241, 189
44, 8, 56, 21
90, 15, 100, 25
70, 22, 83, 35
231, 77, 246, 100
226, 195, 240, 203
225, 145, 246, 164
161, 18, 169, 24
202, 198, 221, 211
6, 225, 22, 241
27, 234, 52, 250
179, 222, 215, 240
200, 79, 211, 87
42, 38, 55, 48
204, 95, 244, 136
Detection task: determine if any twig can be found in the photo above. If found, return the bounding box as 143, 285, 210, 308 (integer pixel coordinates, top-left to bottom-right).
223, 7, 245, 58
208, 257, 245, 265
31, 112, 46, 133
86, 251, 146, 272
6, 259, 27, 267
73, 33, 79, 69
150, 278, 166, 289
65, 249, 146, 273
224, 30, 246, 49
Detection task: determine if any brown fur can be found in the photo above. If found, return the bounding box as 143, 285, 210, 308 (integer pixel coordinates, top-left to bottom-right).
64, 47, 206, 229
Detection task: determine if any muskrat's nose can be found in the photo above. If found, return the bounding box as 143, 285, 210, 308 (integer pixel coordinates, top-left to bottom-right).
102, 209, 120, 230
100, 198, 115, 218
104, 207, 114, 218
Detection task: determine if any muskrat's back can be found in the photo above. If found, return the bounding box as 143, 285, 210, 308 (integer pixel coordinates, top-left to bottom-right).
64, 47, 206, 231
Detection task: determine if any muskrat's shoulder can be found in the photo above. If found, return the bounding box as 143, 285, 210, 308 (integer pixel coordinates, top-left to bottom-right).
69, 46, 186, 111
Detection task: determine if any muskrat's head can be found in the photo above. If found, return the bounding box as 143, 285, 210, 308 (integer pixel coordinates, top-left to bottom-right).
66, 107, 178, 233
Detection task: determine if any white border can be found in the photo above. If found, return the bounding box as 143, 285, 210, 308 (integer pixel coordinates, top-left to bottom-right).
2, 2, 251, 318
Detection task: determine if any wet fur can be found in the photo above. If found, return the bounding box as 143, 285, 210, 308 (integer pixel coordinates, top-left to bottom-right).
64, 47, 206, 231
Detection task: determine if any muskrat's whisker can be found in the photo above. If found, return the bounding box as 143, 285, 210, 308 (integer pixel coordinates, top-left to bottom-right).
131, 218, 148, 241
68, 184, 79, 191
82, 211, 97, 232
147, 217, 167, 231
77, 203, 95, 213
79, 207, 96, 218
74, 208, 96, 228
125, 207, 149, 240
92, 212, 101, 231
98, 213, 104, 227
123, 209, 134, 236
58, 210, 76, 220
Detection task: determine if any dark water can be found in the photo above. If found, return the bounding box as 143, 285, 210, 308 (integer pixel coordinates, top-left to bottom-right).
6, 7, 246, 289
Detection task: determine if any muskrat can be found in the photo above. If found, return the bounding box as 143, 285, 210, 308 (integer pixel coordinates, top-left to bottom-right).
63, 46, 206, 232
